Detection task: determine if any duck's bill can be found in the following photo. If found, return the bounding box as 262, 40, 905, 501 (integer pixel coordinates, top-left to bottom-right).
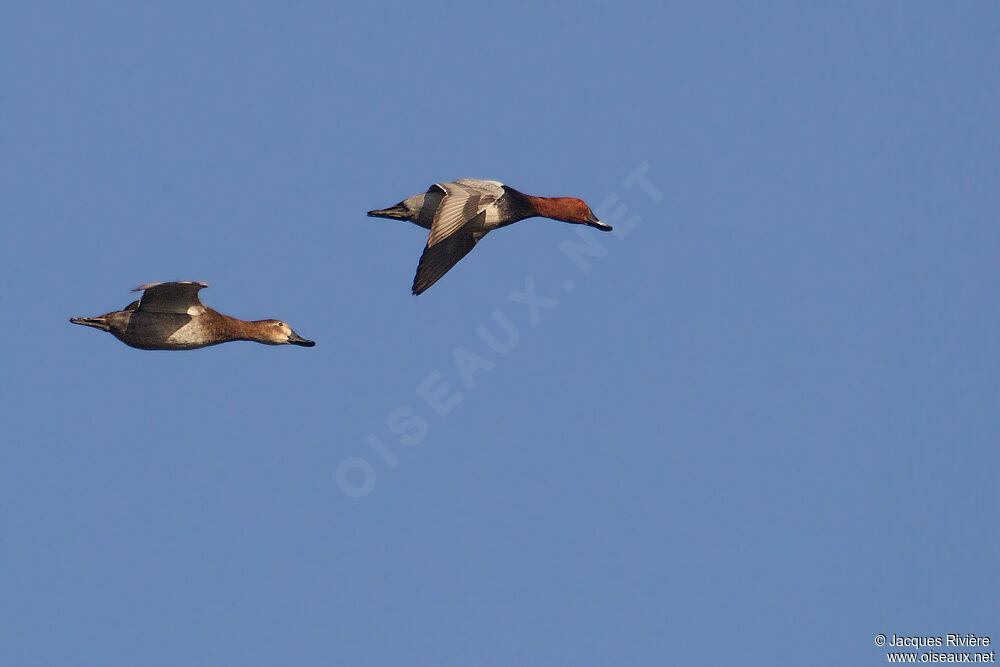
585, 213, 613, 231
288, 331, 316, 347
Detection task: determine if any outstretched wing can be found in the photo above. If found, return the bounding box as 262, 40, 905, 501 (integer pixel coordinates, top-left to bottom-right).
412, 213, 486, 295
133, 281, 208, 314
425, 180, 504, 247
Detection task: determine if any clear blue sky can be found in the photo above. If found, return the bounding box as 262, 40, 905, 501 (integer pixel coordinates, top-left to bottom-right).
3, 2, 998, 665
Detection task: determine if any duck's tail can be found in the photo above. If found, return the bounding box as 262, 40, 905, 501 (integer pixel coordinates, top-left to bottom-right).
70, 316, 110, 332
367, 203, 410, 220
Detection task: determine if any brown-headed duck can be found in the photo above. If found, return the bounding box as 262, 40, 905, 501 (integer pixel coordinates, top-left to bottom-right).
368, 179, 612, 294
70, 281, 315, 350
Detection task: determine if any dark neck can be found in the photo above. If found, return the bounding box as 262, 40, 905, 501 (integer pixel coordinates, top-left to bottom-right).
502, 187, 573, 224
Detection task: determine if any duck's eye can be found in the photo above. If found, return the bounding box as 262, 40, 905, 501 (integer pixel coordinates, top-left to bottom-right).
275, 322, 284, 327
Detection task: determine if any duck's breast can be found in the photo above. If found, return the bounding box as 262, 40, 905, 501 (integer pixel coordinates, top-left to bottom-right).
481, 200, 507, 230
491, 187, 534, 228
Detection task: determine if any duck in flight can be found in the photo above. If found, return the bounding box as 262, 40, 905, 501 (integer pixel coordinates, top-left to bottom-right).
70, 282, 316, 350
368, 179, 613, 295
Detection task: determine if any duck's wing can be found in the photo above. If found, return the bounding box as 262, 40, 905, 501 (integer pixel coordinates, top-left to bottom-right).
425, 180, 504, 247
133, 281, 209, 314
412, 212, 487, 295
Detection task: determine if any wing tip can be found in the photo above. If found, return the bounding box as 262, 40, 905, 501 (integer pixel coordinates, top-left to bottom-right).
132, 281, 209, 292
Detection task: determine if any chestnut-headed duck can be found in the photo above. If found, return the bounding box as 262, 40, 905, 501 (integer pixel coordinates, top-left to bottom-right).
368, 179, 612, 294
70, 282, 316, 351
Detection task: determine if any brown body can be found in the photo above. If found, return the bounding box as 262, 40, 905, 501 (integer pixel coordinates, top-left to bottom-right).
71, 282, 315, 351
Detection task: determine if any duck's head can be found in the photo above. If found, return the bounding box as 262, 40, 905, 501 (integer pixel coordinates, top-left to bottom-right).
540, 197, 613, 231
260, 320, 316, 347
